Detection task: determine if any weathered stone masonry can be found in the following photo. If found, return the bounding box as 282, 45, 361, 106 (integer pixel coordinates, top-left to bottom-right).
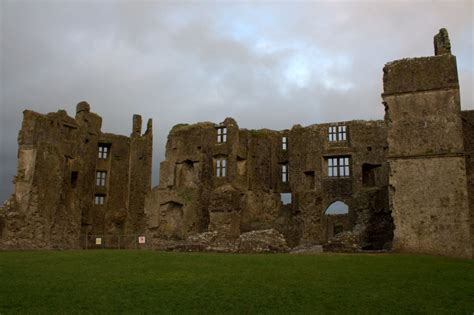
382, 29, 473, 258
0, 102, 152, 249
0, 29, 472, 257
146, 29, 472, 257
145, 117, 393, 251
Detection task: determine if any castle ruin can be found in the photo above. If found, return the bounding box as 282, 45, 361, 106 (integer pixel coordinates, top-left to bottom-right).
0, 102, 152, 249
0, 29, 472, 258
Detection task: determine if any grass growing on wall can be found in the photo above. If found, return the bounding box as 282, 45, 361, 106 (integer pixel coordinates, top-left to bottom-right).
0, 250, 473, 314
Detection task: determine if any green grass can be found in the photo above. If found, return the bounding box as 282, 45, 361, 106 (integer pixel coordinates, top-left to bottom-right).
0, 251, 473, 314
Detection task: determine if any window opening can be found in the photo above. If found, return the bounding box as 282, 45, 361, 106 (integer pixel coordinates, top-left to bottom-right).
328, 125, 347, 142
98, 144, 109, 159
217, 127, 227, 143
280, 193, 292, 205
71, 171, 78, 188
94, 194, 106, 205
282, 164, 289, 182
282, 137, 288, 150
216, 159, 227, 177
96, 171, 107, 186
328, 157, 350, 177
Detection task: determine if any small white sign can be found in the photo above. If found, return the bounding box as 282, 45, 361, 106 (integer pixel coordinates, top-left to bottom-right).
138, 236, 146, 244
95, 237, 102, 245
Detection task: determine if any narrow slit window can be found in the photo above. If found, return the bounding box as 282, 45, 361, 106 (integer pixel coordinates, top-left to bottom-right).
328, 126, 337, 142
71, 171, 78, 188
327, 157, 350, 177
216, 159, 227, 177
96, 171, 107, 186
217, 127, 227, 143
98, 144, 109, 159
282, 164, 289, 182
328, 158, 334, 177
282, 137, 288, 150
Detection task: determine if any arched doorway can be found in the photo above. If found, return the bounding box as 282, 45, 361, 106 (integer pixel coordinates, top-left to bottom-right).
324, 201, 350, 240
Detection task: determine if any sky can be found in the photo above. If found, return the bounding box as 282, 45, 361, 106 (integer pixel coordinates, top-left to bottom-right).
0, 0, 473, 201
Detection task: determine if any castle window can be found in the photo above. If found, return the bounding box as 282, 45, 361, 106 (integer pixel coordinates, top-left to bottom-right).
98, 144, 109, 159
282, 164, 289, 182
280, 193, 292, 205
328, 125, 347, 142
282, 137, 288, 150
338, 126, 347, 141
327, 157, 350, 177
71, 171, 78, 189
362, 163, 381, 187
94, 194, 106, 205
329, 126, 337, 141
216, 159, 227, 177
96, 171, 107, 186
217, 127, 227, 143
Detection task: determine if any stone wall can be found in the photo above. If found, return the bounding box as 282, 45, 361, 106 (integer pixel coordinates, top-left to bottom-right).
382, 29, 472, 258
461, 110, 474, 257
0, 102, 152, 249
146, 116, 393, 250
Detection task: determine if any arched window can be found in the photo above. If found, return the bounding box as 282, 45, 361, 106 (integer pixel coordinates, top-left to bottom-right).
325, 201, 349, 215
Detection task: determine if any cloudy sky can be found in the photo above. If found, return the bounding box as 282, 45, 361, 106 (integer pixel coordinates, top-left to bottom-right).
0, 0, 473, 201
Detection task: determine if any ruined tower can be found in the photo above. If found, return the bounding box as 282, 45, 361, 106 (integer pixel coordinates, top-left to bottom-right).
382, 29, 472, 258
0, 102, 152, 249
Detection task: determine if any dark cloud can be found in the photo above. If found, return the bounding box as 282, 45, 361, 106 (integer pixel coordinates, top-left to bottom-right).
1, 0, 473, 201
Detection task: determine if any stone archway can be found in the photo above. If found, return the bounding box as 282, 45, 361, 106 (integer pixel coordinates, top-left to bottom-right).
324, 201, 350, 240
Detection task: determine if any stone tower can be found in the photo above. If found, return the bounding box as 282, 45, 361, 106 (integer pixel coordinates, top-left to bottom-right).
382, 29, 472, 258
0, 102, 152, 249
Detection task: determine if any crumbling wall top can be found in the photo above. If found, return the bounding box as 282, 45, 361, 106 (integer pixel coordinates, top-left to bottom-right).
132, 114, 142, 136
222, 117, 238, 128
434, 28, 451, 56
382, 55, 458, 96
382, 29, 458, 96
76, 101, 90, 114
145, 118, 153, 136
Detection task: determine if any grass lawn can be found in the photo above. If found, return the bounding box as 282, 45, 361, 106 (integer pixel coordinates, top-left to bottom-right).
0, 251, 473, 314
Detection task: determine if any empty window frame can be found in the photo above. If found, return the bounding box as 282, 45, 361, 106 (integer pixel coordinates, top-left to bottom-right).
96, 171, 107, 186
98, 144, 109, 159
362, 163, 381, 187
71, 171, 78, 189
328, 125, 347, 142
216, 159, 227, 177
282, 136, 288, 150
280, 193, 292, 205
217, 127, 227, 143
94, 194, 106, 205
282, 164, 289, 182
327, 157, 350, 177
